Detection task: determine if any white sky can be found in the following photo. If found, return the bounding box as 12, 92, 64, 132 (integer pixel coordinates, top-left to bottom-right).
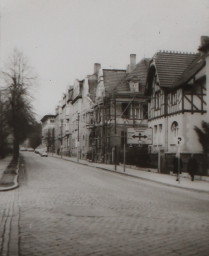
0, 0, 209, 120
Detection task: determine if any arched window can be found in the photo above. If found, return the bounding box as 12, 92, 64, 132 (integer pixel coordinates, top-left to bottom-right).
171, 121, 179, 143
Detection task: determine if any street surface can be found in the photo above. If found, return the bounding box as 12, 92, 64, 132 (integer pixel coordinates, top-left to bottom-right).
1, 152, 209, 256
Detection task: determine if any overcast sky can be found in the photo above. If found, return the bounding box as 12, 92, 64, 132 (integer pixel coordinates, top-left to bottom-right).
0, 0, 209, 120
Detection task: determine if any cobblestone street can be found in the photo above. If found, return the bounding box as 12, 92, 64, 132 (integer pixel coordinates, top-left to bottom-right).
1, 152, 209, 255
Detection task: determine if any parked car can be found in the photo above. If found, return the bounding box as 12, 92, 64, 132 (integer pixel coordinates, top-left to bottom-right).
35, 148, 41, 154
28, 148, 34, 152
20, 147, 27, 151
40, 151, 48, 157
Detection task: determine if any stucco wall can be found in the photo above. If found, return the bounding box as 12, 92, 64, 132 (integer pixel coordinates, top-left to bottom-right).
148, 111, 207, 154
148, 117, 166, 153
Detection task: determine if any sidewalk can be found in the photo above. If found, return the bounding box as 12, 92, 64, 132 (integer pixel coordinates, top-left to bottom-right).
0, 156, 19, 191
0, 156, 12, 180
52, 154, 209, 193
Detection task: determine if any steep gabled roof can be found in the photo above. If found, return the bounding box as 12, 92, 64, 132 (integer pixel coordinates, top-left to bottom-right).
103, 69, 126, 95
126, 58, 150, 92
154, 51, 199, 88
174, 55, 206, 87
127, 58, 150, 82
115, 74, 129, 92
112, 58, 150, 94
41, 114, 56, 123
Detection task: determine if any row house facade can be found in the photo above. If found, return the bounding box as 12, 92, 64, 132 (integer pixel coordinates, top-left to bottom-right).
146, 36, 209, 174
41, 114, 56, 152
51, 55, 150, 165
54, 64, 99, 159
41, 35, 209, 174
92, 55, 150, 165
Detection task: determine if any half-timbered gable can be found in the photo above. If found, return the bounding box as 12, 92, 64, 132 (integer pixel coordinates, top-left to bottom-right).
167, 88, 183, 115
175, 54, 206, 115
146, 50, 207, 162
198, 36, 209, 116
147, 51, 200, 118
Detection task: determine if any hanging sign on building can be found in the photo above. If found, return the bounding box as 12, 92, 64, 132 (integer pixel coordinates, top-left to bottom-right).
176, 136, 184, 146
127, 128, 153, 145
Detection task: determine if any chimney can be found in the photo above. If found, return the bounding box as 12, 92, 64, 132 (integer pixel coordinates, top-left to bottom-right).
94, 63, 101, 74
198, 36, 209, 54
130, 54, 136, 66
130, 54, 136, 72
200, 36, 209, 47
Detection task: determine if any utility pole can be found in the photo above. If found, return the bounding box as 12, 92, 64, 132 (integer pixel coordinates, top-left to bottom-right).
176, 136, 183, 183
114, 97, 117, 171
60, 119, 63, 158
77, 113, 80, 162
123, 120, 128, 172
123, 122, 126, 172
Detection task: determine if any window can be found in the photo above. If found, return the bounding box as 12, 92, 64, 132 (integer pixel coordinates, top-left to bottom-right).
171, 92, 177, 105
65, 119, 69, 131
142, 104, 148, 119
159, 124, 163, 145
171, 121, 179, 144
130, 81, 139, 92
121, 103, 130, 118
155, 91, 160, 110
50, 119, 54, 123
131, 104, 141, 119
96, 108, 101, 123
154, 125, 157, 144
133, 83, 139, 92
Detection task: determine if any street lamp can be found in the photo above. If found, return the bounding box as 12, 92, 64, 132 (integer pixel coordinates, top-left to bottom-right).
77, 113, 80, 162
104, 119, 112, 164
123, 119, 129, 172
60, 119, 63, 159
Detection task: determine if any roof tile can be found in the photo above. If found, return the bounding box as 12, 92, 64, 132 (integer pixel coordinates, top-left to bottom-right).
103, 69, 126, 95
154, 52, 199, 87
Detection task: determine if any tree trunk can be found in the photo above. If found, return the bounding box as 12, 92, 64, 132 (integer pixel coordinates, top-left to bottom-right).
13, 135, 19, 162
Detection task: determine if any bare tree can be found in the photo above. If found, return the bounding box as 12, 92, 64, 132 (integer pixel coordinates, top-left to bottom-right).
1, 49, 36, 161
0, 88, 10, 158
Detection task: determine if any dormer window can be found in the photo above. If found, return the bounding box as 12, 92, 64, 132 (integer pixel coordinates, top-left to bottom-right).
130, 81, 139, 92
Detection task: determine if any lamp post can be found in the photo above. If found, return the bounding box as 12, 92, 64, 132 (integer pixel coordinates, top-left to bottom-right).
104, 119, 112, 164
123, 120, 128, 172
176, 136, 183, 183
77, 113, 80, 162
60, 119, 63, 159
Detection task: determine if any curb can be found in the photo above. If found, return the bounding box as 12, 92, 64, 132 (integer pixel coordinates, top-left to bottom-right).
0, 163, 19, 192
52, 155, 209, 194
